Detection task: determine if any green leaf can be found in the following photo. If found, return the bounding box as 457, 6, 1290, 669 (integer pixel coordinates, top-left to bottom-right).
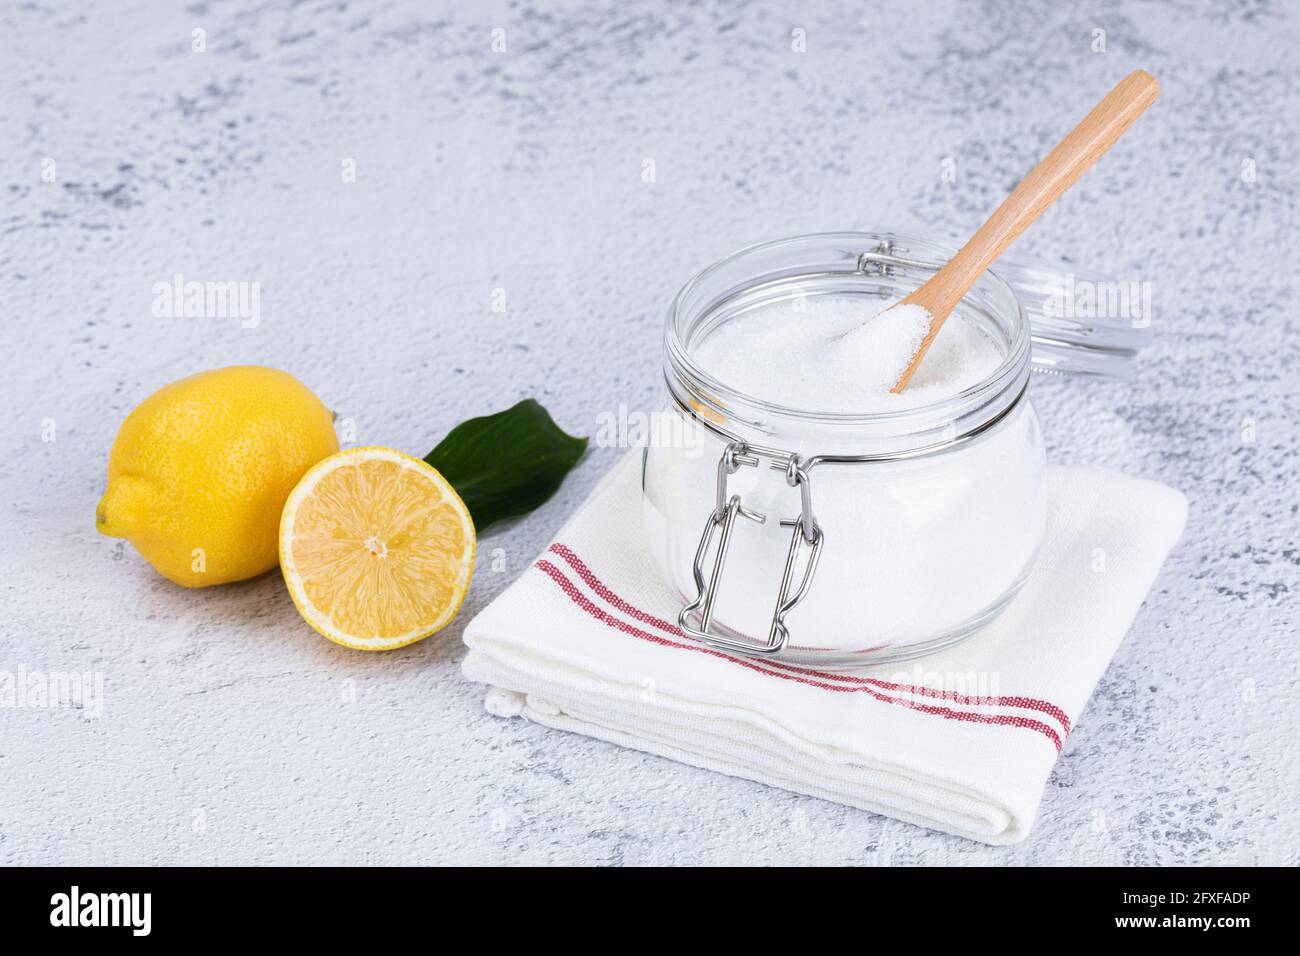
424, 399, 587, 534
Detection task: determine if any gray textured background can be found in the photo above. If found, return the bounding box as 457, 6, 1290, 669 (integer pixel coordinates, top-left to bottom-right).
2, 0, 1296, 865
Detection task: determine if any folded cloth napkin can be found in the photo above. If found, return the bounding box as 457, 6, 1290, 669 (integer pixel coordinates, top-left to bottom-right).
463, 452, 1187, 844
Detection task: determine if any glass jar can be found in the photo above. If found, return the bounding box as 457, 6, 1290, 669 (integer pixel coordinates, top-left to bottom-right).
642, 231, 1142, 668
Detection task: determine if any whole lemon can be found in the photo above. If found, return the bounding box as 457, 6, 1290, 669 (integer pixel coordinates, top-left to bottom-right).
96, 366, 339, 587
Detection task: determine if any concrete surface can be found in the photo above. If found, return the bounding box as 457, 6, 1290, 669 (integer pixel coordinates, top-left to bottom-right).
1, 0, 1296, 865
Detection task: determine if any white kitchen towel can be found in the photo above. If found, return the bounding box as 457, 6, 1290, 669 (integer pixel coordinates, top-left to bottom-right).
462, 452, 1187, 845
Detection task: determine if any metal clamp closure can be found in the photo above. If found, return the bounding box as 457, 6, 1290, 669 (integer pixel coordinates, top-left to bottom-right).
678, 442, 824, 655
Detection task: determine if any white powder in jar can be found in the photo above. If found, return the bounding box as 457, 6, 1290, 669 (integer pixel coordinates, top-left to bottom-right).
694, 297, 1002, 411
642, 291, 1045, 661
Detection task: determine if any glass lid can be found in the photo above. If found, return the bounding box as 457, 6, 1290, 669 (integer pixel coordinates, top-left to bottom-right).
993, 253, 1152, 381
852, 231, 1152, 382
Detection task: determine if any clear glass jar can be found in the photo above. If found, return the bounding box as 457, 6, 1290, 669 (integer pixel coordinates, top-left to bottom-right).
642, 231, 1071, 667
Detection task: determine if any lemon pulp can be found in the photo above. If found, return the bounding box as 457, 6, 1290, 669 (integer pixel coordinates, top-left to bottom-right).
280, 447, 475, 650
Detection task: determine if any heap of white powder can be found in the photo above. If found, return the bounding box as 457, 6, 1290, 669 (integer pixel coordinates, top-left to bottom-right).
695, 296, 1002, 412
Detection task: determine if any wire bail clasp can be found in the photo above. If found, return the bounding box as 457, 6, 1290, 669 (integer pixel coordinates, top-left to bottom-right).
677, 442, 824, 656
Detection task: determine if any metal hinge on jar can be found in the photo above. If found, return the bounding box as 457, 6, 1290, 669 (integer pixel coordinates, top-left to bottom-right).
678, 441, 824, 655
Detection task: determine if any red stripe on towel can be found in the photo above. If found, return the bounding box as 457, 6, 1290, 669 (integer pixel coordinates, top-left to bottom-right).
534, 557, 1063, 751
546, 542, 1071, 738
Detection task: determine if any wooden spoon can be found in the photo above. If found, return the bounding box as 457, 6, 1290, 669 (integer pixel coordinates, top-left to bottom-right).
891, 70, 1160, 392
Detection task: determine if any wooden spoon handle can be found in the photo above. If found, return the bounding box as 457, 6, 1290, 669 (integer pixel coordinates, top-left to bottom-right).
892, 69, 1160, 392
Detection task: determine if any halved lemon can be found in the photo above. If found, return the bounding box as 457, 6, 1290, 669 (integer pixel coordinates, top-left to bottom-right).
279, 447, 476, 650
